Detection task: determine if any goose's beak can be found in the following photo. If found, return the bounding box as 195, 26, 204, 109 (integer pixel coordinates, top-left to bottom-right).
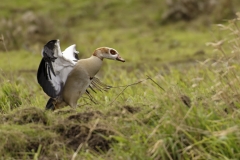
116, 55, 125, 62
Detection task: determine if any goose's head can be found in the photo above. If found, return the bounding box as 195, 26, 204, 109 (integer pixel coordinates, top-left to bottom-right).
93, 47, 125, 62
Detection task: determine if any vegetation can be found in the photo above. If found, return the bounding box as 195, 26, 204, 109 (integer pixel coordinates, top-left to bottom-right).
1, 0, 240, 159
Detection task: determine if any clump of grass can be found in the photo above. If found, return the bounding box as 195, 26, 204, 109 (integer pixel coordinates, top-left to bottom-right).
0, 125, 58, 159
143, 13, 240, 159
6, 107, 48, 125
0, 81, 22, 113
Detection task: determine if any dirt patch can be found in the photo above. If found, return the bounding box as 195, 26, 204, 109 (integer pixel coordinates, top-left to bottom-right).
53, 108, 77, 114
106, 105, 141, 118
180, 95, 191, 108
0, 108, 116, 158
51, 110, 115, 152
68, 110, 103, 123
0, 125, 58, 159
67, 127, 113, 152
5, 107, 48, 125
122, 105, 141, 114
88, 128, 113, 151
53, 121, 114, 152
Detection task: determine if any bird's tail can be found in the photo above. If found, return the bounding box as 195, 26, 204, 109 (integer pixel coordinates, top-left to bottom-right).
45, 98, 55, 110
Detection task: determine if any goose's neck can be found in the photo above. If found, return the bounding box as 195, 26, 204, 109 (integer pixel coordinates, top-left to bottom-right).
81, 56, 103, 77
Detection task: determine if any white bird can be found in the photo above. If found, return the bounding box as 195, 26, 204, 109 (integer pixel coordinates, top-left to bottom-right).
37, 40, 125, 110
53, 47, 125, 109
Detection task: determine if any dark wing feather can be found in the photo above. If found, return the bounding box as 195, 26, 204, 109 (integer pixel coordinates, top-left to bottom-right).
74, 52, 79, 60
42, 45, 57, 77
89, 77, 112, 92
37, 59, 58, 98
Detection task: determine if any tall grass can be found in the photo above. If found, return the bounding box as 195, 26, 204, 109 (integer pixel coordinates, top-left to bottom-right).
1, 1, 240, 160
85, 13, 240, 159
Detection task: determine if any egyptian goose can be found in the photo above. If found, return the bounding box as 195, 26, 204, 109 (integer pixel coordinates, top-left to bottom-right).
53, 47, 125, 109
37, 39, 79, 98
37, 40, 125, 110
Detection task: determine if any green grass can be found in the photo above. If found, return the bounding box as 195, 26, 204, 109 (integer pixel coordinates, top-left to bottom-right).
1, 0, 240, 159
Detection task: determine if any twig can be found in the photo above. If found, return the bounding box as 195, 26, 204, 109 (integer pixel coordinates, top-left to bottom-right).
110, 77, 150, 89
108, 78, 149, 105
71, 118, 100, 160
109, 76, 165, 105
146, 75, 165, 91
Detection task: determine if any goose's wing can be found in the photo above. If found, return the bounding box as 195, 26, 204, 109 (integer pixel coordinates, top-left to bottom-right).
41, 40, 59, 76
37, 39, 64, 98
74, 52, 79, 60
84, 77, 112, 104
56, 44, 80, 83
62, 44, 79, 65
90, 77, 112, 92
38, 42, 80, 98
37, 58, 63, 98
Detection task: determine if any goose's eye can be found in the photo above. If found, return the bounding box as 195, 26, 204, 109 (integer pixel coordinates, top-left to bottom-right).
110, 49, 117, 55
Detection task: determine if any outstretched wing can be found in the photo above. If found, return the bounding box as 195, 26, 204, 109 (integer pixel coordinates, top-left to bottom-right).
42, 40, 58, 77
37, 39, 64, 98
37, 58, 63, 98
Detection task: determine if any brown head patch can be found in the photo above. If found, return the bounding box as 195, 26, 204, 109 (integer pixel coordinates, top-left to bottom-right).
93, 47, 109, 60
98, 47, 109, 54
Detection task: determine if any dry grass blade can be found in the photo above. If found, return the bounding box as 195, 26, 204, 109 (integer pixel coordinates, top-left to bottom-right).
0, 34, 8, 52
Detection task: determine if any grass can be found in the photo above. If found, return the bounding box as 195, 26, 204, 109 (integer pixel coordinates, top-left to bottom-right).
1, 0, 240, 159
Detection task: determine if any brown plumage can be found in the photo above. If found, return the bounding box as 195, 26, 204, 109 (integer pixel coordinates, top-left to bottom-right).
54, 47, 125, 109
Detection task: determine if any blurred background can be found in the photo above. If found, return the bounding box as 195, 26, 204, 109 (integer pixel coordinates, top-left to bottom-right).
0, 0, 239, 67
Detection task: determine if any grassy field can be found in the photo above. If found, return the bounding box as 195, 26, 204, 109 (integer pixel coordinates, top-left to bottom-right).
1, 0, 240, 159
